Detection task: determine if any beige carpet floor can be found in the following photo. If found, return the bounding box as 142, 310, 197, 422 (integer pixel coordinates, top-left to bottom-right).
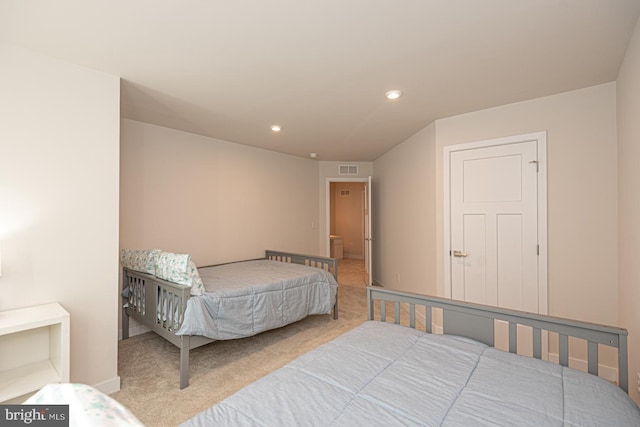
336, 258, 367, 287
112, 284, 369, 426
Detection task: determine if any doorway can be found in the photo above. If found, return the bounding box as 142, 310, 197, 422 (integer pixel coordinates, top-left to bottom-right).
327, 179, 370, 286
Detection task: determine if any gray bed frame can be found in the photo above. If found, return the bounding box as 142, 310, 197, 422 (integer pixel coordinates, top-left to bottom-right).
367, 287, 630, 393
122, 250, 338, 389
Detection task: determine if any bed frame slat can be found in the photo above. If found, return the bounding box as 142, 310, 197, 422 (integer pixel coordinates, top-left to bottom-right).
409, 304, 416, 329
588, 341, 598, 375
366, 287, 630, 393
559, 334, 569, 367
533, 327, 542, 359
509, 322, 517, 354
426, 306, 432, 334
265, 250, 338, 280
394, 302, 400, 324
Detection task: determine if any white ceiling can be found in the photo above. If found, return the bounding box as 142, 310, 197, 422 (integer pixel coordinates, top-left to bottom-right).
2, 1, 639, 161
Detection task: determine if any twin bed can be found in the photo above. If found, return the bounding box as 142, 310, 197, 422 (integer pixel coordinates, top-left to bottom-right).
182, 287, 640, 426
120, 249, 640, 425
121, 249, 339, 389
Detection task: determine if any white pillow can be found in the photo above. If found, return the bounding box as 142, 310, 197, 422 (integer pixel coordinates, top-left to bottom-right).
26, 383, 144, 427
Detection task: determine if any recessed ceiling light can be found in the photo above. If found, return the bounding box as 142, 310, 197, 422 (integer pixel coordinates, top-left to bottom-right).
385, 90, 402, 100
309, 153, 317, 159
271, 125, 282, 132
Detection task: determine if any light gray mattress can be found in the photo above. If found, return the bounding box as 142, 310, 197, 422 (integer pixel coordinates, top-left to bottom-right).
181, 321, 640, 426
176, 260, 338, 340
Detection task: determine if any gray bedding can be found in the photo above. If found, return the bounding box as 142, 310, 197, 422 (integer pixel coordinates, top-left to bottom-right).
176, 260, 338, 340
181, 321, 640, 426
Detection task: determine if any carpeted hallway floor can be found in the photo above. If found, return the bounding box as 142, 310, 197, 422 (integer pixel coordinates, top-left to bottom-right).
113, 275, 369, 426
337, 258, 367, 287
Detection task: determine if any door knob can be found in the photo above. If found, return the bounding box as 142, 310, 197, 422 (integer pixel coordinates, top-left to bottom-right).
453, 250, 467, 257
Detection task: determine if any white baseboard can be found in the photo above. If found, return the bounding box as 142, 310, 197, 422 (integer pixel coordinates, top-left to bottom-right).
93, 376, 121, 395
119, 317, 151, 340
129, 324, 151, 337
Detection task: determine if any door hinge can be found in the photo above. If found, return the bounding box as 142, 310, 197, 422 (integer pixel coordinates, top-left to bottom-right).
529, 160, 539, 172
537, 244, 540, 255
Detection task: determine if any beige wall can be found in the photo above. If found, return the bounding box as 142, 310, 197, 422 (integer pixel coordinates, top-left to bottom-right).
434, 83, 619, 327
375, 83, 619, 328
0, 44, 120, 392
373, 123, 437, 294
617, 16, 640, 404
318, 161, 373, 256
120, 119, 320, 265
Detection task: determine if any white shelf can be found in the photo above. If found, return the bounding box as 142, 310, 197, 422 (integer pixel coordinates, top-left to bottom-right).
0, 303, 70, 403
0, 360, 62, 402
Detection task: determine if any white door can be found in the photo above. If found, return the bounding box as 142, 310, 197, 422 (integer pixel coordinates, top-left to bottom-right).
364, 176, 372, 286
446, 135, 546, 315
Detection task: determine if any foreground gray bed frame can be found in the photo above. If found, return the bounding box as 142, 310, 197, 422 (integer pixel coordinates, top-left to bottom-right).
367, 287, 630, 392
122, 250, 338, 389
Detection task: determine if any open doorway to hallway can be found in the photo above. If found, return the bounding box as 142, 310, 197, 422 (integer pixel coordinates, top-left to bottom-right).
329, 181, 367, 287
336, 258, 367, 287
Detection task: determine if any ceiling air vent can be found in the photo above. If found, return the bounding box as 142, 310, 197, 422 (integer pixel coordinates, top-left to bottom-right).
339, 165, 358, 175
340, 190, 351, 197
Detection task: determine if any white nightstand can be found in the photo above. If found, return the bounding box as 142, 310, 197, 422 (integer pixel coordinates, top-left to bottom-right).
0, 303, 70, 403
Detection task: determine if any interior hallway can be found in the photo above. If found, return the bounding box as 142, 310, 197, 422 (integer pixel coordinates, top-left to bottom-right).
337, 258, 367, 287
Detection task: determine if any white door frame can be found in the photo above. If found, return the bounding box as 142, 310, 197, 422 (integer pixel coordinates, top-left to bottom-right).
443, 131, 548, 315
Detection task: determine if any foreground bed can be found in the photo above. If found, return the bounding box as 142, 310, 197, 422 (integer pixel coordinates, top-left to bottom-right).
122, 250, 338, 389
182, 287, 640, 426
